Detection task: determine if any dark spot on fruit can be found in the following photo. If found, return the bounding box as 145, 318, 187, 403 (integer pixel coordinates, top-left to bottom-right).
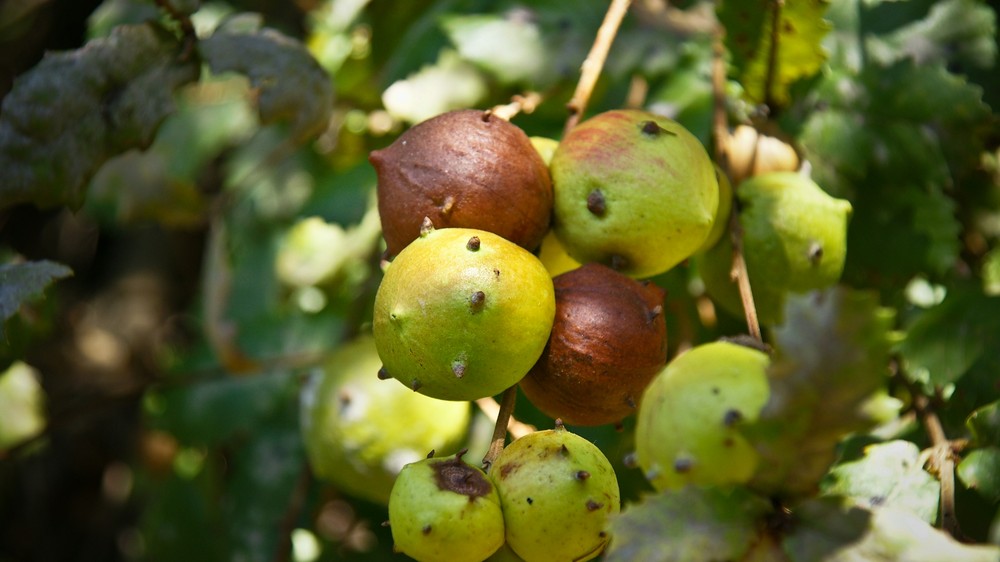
622, 452, 638, 468
494, 268, 501, 278
586, 499, 603, 511
469, 290, 486, 312
723, 437, 734, 448
466, 236, 481, 251
587, 189, 606, 216
625, 395, 637, 409
431, 451, 492, 499
426, 450, 436, 458
647, 304, 663, 322
640, 120, 663, 136
599, 531, 607, 538
500, 462, 520, 479
452, 360, 466, 379
481, 110, 492, 123
808, 242, 823, 265
377, 367, 391, 380
711, 386, 720, 395
411, 379, 423, 391
422, 524, 432, 535
575, 470, 591, 481
419, 216, 434, 236
526, 497, 534, 504
560, 444, 570, 457
609, 254, 628, 271
723, 409, 743, 427
673, 458, 694, 473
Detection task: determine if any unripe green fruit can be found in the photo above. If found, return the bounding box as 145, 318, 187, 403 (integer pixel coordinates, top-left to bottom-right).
550, 109, 718, 278
634, 341, 770, 490
696, 166, 733, 253
300, 336, 471, 505
489, 426, 620, 562
700, 172, 852, 325
389, 452, 505, 562
373, 227, 556, 401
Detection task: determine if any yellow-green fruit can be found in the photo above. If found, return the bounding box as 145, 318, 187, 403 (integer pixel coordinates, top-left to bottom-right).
700, 172, 852, 325
389, 452, 505, 562
529, 136, 560, 166
537, 230, 581, 277
300, 336, 471, 505
374, 227, 556, 401
697, 166, 733, 253
489, 426, 620, 562
634, 341, 770, 490
550, 109, 718, 278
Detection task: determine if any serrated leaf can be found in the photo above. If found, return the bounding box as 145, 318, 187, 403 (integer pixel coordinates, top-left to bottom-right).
967, 401, 1000, 447
821, 440, 939, 523
604, 487, 771, 562
786, 499, 1000, 562
0, 23, 199, 209
0, 260, 73, 340
747, 287, 895, 498
200, 27, 333, 141
441, 12, 546, 85
958, 447, 1000, 503
719, 0, 831, 106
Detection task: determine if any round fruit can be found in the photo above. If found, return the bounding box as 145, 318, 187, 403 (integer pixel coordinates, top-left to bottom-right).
370, 109, 553, 257
389, 451, 505, 562
536, 230, 581, 277
489, 425, 620, 562
699, 172, 852, 326
373, 227, 556, 401
550, 109, 718, 278
634, 341, 770, 490
725, 125, 800, 187
300, 335, 471, 505
519, 263, 667, 426
697, 166, 733, 253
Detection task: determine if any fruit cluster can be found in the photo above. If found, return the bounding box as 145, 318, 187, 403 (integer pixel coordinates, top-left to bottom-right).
301, 106, 852, 560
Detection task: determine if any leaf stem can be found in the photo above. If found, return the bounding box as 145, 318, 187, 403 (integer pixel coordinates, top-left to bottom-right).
564, 0, 632, 134
480, 386, 521, 470
728, 210, 762, 341
913, 391, 964, 539
487, 92, 543, 121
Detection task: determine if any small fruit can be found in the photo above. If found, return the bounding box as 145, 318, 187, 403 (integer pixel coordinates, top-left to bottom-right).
520, 263, 667, 426
373, 227, 556, 401
389, 451, 505, 562
370, 109, 553, 257
634, 341, 770, 490
725, 125, 800, 187
300, 336, 471, 505
489, 425, 620, 562
696, 166, 733, 253
699, 171, 852, 325
550, 109, 718, 278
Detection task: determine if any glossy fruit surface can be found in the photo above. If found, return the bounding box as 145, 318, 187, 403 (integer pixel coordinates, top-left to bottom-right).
489, 426, 620, 562
300, 335, 470, 505
550, 109, 718, 278
520, 263, 667, 426
373, 227, 555, 401
389, 452, 505, 562
700, 171, 852, 325
634, 341, 770, 490
370, 109, 552, 257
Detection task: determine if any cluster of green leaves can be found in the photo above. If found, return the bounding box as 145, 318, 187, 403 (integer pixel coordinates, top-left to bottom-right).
1, 0, 999, 561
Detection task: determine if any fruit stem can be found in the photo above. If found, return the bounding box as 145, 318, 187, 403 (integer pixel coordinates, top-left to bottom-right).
480, 386, 521, 470
727, 210, 763, 342
487, 92, 543, 121
564, 0, 632, 134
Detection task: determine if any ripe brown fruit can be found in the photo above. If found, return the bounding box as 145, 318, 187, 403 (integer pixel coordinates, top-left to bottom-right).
519, 263, 667, 426
369, 109, 553, 257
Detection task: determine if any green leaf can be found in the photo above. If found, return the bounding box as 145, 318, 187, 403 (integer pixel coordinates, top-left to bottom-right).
381, 49, 486, 125
603, 487, 771, 562
868, 0, 997, 70
967, 401, 1000, 448
0, 260, 73, 340
747, 287, 896, 498
0, 23, 199, 209
199, 26, 334, 141
958, 447, 1000, 503
719, 0, 831, 106
441, 12, 547, 85
786, 499, 1000, 562
821, 440, 939, 524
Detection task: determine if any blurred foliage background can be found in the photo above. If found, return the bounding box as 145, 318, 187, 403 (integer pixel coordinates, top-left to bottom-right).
0, 0, 999, 561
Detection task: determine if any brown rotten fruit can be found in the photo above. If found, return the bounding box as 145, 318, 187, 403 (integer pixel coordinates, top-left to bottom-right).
369, 109, 553, 258
520, 263, 667, 426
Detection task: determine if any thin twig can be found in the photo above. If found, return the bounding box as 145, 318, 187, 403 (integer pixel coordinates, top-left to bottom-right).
481, 386, 520, 471
763, 0, 783, 109
475, 396, 536, 440
728, 210, 762, 341
564, 0, 633, 134
487, 92, 543, 121
913, 392, 964, 539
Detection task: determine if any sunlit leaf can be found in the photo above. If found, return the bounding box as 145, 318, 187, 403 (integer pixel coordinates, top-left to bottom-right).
958, 448, 1000, 503
747, 287, 895, 498
442, 11, 547, 85
604, 487, 771, 562
0, 23, 199, 209
0, 260, 73, 340
381, 49, 486, 125
821, 440, 939, 524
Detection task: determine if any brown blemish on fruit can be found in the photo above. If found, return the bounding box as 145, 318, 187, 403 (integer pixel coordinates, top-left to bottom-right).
625, 395, 637, 409
526, 497, 534, 504
724, 437, 735, 448
410, 379, 423, 391
422, 525, 432, 535
452, 360, 466, 379
807, 242, 823, 265
499, 462, 520, 479
575, 470, 591, 481
640, 120, 663, 136
432, 450, 492, 499
586, 499, 603, 511
674, 458, 694, 473
723, 409, 743, 427
377, 367, 391, 380
586, 189, 607, 216
560, 444, 570, 457
466, 236, 481, 251
609, 254, 629, 271
469, 291, 486, 312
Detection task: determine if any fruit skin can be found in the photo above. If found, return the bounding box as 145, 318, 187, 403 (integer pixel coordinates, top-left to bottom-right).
536, 230, 581, 277
369, 109, 553, 257
700, 171, 852, 325
489, 426, 620, 562
373, 227, 556, 401
550, 109, 718, 278
300, 335, 471, 505
520, 263, 667, 426
696, 165, 733, 253
634, 341, 770, 491
389, 452, 505, 562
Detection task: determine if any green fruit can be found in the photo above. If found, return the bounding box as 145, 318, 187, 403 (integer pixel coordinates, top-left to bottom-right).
489, 426, 620, 562
550, 109, 718, 278
300, 336, 471, 505
700, 171, 852, 325
373, 227, 556, 401
697, 166, 733, 253
634, 341, 770, 490
389, 451, 505, 562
